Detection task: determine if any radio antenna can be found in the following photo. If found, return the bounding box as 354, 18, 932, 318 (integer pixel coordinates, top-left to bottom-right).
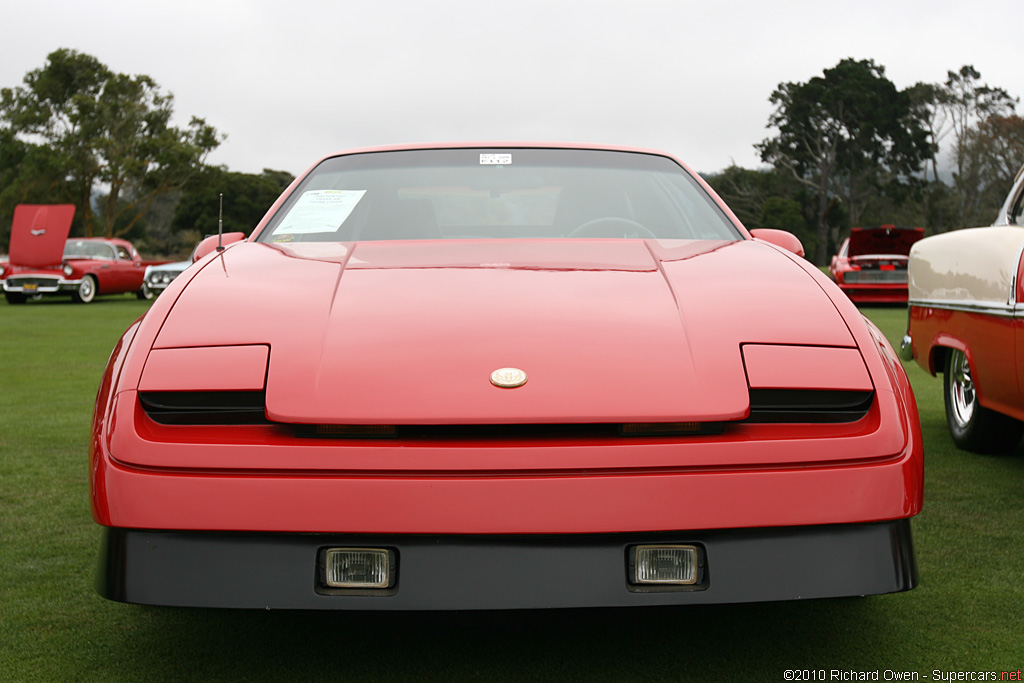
216, 193, 224, 252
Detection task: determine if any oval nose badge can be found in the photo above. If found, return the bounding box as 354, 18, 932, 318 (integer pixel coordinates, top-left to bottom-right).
490, 367, 528, 388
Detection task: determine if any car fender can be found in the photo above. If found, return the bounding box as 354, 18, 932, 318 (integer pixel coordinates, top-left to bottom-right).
925, 334, 969, 377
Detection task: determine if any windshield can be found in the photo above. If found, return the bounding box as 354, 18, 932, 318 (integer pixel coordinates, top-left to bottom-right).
256, 148, 742, 243
63, 240, 115, 260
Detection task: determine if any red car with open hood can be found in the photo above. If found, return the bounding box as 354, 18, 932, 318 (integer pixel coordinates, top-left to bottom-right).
91, 144, 923, 610
830, 225, 925, 304
2, 204, 159, 303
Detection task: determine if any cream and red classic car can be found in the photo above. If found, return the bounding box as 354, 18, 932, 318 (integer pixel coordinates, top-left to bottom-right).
902, 164, 1024, 453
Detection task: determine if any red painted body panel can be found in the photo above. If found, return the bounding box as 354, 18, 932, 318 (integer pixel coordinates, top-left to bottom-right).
140, 345, 269, 392
91, 234, 923, 530
909, 305, 1023, 421
8, 204, 75, 266
106, 389, 907, 472
66, 238, 151, 294
91, 448, 920, 534
1017, 256, 1024, 399
146, 239, 853, 425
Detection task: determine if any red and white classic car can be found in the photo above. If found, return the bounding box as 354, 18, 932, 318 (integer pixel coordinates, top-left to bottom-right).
830, 225, 924, 304
91, 144, 923, 610
902, 164, 1024, 453
2, 204, 160, 304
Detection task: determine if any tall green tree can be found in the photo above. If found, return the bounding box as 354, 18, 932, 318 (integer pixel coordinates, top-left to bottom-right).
0, 48, 222, 238
970, 114, 1024, 191
958, 113, 1024, 224
758, 59, 931, 263
940, 66, 1016, 176
0, 133, 81, 246
906, 81, 951, 185
937, 66, 1018, 226
704, 165, 815, 257
171, 166, 295, 237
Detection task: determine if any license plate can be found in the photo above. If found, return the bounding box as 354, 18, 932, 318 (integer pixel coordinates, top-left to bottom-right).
23, 283, 37, 292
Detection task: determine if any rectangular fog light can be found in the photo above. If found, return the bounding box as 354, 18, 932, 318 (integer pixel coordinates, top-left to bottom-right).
633, 545, 698, 584
323, 548, 393, 588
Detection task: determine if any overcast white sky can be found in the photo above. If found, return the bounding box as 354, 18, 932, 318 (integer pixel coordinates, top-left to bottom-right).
2, 0, 1021, 177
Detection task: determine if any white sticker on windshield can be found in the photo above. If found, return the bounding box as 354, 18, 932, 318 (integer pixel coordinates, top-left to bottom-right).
480, 153, 512, 165
272, 190, 366, 235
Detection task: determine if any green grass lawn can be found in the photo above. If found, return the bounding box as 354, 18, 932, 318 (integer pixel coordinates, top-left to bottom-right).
2, 299, 1022, 682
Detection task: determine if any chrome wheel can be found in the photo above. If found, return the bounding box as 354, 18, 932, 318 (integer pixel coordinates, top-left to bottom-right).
947, 349, 976, 429
73, 275, 96, 303
943, 346, 1024, 453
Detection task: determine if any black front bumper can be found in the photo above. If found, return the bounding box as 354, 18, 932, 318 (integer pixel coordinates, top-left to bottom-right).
96, 520, 917, 610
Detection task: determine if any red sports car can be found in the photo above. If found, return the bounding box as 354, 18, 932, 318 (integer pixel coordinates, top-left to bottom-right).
92, 144, 923, 609
2, 204, 158, 303
830, 225, 925, 304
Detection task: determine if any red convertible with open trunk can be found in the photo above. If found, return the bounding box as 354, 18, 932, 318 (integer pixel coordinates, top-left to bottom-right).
91, 144, 923, 609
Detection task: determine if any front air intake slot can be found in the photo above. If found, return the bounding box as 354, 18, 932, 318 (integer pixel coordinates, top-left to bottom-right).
140, 391, 268, 425
746, 389, 873, 423
138, 389, 870, 429
294, 422, 726, 440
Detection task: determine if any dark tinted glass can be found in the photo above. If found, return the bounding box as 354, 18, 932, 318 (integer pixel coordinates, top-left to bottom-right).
257, 148, 741, 242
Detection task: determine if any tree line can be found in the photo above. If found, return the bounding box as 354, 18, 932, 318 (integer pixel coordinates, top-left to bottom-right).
0, 49, 293, 257
707, 59, 1022, 263
2, 51, 1022, 263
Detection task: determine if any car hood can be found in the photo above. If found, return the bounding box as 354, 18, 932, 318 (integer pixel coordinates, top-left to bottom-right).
847, 226, 924, 258
8, 204, 76, 268
150, 239, 855, 424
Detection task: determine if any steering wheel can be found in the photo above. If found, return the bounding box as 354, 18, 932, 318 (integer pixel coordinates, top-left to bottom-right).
567, 217, 658, 239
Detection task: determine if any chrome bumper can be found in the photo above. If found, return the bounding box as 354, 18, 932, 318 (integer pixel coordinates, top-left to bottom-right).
2, 277, 83, 294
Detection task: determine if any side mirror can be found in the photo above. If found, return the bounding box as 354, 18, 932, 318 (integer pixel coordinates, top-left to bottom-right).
749, 229, 805, 258
193, 232, 246, 262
